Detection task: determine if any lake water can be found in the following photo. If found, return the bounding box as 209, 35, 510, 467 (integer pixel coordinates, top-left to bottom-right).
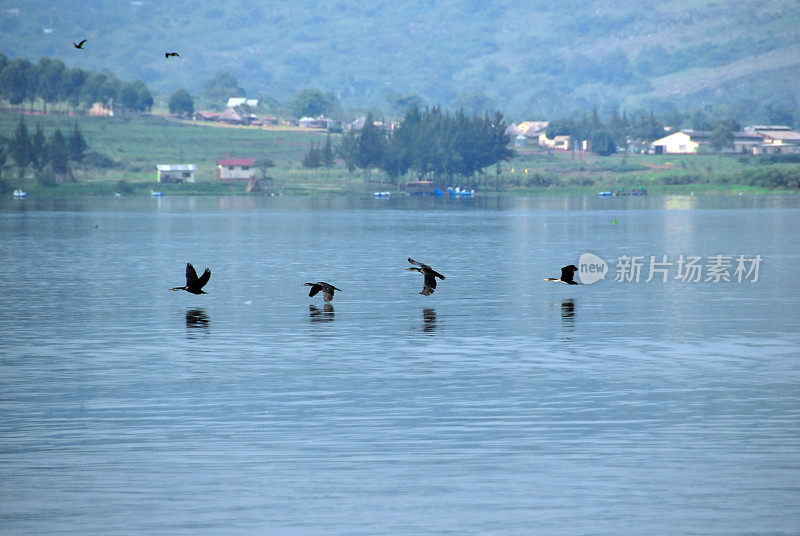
1, 194, 799, 535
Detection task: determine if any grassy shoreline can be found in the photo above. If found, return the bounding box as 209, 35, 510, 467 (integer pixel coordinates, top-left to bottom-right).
2, 111, 799, 197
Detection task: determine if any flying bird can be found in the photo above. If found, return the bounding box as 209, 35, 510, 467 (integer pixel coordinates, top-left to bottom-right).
171, 263, 211, 294
165, 52, 180, 58
407, 258, 445, 296
72, 39, 87, 49
545, 265, 579, 285
304, 281, 341, 303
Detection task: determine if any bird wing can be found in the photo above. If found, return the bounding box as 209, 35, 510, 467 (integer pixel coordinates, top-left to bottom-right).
196, 268, 211, 289
76, 39, 86, 47
423, 272, 438, 290
408, 258, 428, 269
429, 268, 445, 280
560, 265, 576, 283
186, 263, 199, 285
307, 283, 321, 297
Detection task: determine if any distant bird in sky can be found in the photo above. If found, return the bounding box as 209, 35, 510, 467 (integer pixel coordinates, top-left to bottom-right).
407, 258, 445, 296
171, 263, 211, 294
165, 52, 180, 58
72, 39, 87, 49
304, 281, 341, 303
545, 265, 579, 285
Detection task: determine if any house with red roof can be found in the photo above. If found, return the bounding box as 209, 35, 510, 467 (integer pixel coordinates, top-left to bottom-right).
218, 158, 257, 181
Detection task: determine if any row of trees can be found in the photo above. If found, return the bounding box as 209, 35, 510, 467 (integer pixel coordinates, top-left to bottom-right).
0, 54, 153, 113
545, 106, 751, 155
335, 106, 514, 188
2, 118, 88, 184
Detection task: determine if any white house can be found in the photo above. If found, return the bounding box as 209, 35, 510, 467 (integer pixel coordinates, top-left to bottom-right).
217, 158, 257, 181
226, 97, 259, 108
651, 132, 699, 154
157, 164, 196, 183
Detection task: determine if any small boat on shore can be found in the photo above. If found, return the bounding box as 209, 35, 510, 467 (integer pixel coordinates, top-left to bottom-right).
447, 186, 474, 198
151, 190, 163, 197
13, 189, 26, 198
374, 191, 391, 198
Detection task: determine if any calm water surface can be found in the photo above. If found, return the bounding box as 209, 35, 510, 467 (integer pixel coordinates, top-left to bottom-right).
1, 194, 799, 535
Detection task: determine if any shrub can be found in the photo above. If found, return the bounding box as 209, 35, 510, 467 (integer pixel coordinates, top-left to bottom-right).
83, 151, 118, 168
37, 169, 58, 187
116, 180, 134, 193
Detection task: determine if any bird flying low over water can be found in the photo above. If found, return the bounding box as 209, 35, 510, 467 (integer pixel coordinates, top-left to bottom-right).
304, 281, 341, 303
545, 265, 579, 285
171, 263, 211, 294
165, 52, 180, 58
72, 39, 87, 49
407, 258, 445, 296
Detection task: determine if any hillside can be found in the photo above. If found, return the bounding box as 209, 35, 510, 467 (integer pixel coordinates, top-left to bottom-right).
2, 0, 799, 119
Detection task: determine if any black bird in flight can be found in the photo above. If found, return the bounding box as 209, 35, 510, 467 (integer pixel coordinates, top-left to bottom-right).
545, 265, 579, 285
165, 52, 180, 58
171, 263, 211, 294
72, 39, 87, 49
304, 281, 341, 304
407, 258, 445, 296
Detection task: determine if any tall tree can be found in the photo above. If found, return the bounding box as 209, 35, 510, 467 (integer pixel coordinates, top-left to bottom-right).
0, 58, 35, 106
356, 113, 385, 182
709, 123, 734, 152
36, 57, 66, 113
31, 124, 47, 171
290, 88, 336, 118
117, 80, 152, 113
46, 128, 72, 183
9, 117, 31, 179
203, 71, 245, 102
322, 134, 334, 174
168, 88, 194, 117
336, 130, 358, 176
68, 123, 88, 162
301, 142, 321, 168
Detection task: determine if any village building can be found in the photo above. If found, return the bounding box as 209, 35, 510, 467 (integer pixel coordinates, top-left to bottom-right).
88, 102, 113, 117
299, 116, 331, 129
218, 158, 257, 182
538, 133, 570, 151
226, 97, 259, 108
652, 129, 788, 154
507, 121, 549, 138
157, 164, 196, 183
651, 131, 700, 154
194, 111, 220, 121
745, 125, 800, 154
219, 107, 246, 125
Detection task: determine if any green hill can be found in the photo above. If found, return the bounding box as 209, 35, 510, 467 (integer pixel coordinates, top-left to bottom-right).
2, 0, 799, 119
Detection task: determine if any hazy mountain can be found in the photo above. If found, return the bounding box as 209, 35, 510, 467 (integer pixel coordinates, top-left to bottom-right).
3, 0, 799, 118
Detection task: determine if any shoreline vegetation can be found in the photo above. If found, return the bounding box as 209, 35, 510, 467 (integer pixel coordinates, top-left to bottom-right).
1, 111, 798, 198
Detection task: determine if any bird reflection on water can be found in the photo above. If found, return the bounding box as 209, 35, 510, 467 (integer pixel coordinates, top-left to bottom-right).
185, 308, 210, 337
309, 304, 335, 322
561, 299, 576, 328
422, 308, 437, 333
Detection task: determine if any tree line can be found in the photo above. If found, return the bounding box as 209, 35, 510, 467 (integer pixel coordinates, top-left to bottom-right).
333, 106, 514, 189
1, 117, 88, 185
0, 54, 153, 114
545, 106, 766, 155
